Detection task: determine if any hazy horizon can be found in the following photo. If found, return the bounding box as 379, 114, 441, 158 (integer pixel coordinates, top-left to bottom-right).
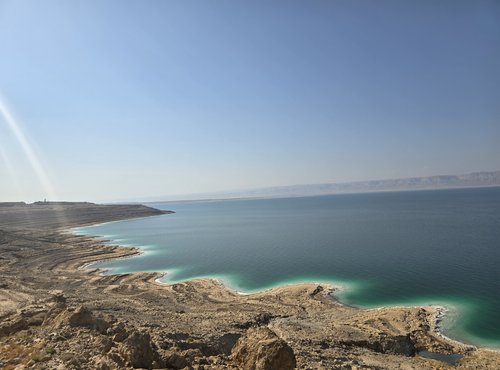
1, 0, 499, 202
3, 169, 499, 204
123, 170, 500, 203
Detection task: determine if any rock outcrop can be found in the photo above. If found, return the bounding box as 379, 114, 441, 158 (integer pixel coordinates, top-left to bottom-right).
50, 305, 111, 334
117, 330, 159, 368
231, 327, 296, 370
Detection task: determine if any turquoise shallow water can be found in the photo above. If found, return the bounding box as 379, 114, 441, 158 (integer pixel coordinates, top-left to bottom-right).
73, 187, 500, 348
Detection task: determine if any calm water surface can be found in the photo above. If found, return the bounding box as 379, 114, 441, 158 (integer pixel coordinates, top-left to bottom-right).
73, 187, 500, 348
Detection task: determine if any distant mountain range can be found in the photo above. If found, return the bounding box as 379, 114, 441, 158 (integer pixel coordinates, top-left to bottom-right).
148, 170, 500, 202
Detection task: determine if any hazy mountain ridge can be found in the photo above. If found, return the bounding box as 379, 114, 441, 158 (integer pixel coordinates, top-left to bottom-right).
225, 171, 500, 198
149, 171, 500, 202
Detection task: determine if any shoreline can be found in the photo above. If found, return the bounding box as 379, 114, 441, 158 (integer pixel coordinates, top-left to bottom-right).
70, 211, 173, 232
71, 222, 494, 353
2, 203, 499, 369
73, 217, 500, 353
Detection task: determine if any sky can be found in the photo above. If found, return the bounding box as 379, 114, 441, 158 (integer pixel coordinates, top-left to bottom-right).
1, 0, 499, 202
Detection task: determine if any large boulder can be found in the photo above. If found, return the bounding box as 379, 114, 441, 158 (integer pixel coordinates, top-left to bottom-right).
118, 330, 158, 369
161, 350, 189, 369
231, 327, 296, 370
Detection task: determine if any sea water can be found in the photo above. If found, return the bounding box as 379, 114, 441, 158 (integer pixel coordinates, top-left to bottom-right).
73, 187, 500, 348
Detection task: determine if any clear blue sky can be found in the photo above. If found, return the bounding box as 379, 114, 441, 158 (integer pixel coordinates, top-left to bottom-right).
1, 0, 499, 202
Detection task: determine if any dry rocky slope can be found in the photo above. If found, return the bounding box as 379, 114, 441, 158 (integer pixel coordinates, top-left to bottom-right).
0, 202, 498, 369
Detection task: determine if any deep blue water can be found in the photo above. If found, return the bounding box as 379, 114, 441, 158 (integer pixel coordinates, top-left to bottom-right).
73, 187, 500, 348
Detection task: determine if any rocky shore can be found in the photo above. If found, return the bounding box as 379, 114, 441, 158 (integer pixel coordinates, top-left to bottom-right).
0, 202, 499, 369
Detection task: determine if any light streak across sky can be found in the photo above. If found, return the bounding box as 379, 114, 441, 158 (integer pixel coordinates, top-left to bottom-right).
0, 94, 57, 201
